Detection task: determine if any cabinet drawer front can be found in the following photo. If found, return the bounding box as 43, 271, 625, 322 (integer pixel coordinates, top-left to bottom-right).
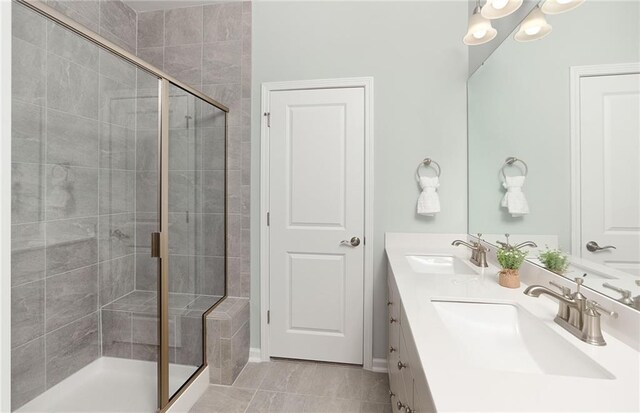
387, 273, 400, 321
398, 327, 414, 409
387, 274, 400, 352
389, 351, 407, 412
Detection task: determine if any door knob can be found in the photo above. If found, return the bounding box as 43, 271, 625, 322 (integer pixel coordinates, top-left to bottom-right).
340, 237, 361, 247
586, 241, 616, 252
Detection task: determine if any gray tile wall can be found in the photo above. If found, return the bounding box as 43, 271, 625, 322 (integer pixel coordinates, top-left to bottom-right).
137, 2, 252, 299
10, 1, 138, 409
207, 297, 250, 385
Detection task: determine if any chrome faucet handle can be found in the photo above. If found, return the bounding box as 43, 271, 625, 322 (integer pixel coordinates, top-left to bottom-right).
602, 283, 634, 306
581, 300, 617, 346
567, 277, 587, 329
587, 300, 618, 319
549, 281, 571, 295
549, 281, 572, 321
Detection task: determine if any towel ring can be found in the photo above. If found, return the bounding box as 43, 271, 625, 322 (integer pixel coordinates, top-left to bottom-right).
416, 158, 441, 181
501, 157, 528, 180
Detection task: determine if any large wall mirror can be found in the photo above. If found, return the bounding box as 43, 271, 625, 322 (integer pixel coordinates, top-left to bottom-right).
468, 1, 640, 310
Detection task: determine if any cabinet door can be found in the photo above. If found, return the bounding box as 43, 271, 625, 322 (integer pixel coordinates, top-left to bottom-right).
413, 369, 436, 413
403, 319, 436, 413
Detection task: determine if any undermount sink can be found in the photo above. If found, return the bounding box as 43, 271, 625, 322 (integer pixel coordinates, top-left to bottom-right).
406, 255, 476, 275
431, 300, 615, 380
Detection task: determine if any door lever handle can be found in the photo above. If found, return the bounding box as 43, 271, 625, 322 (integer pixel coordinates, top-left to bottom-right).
586, 241, 616, 252
340, 237, 361, 247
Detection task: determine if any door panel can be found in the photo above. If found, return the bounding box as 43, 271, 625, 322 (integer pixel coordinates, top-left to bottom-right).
289, 105, 347, 228
289, 253, 345, 333
166, 84, 227, 398
580, 74, 640, 276
269, 87, 365, 364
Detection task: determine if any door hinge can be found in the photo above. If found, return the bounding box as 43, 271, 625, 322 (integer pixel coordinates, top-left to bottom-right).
264, 112, 271, 127
267, 310, 270, 324
267, 212, 270, 226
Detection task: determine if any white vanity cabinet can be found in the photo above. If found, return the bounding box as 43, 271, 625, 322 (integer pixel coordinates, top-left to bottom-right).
387, 270, 436, 413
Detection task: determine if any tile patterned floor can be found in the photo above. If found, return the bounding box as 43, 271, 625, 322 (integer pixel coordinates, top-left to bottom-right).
190, 359, 392, 413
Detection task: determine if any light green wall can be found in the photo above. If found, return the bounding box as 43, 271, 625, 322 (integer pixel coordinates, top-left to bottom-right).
251, 2, 469, 358
468, 1, 640, 251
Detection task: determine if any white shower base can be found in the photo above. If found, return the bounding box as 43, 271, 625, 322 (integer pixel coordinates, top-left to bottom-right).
17, 357, 197, 413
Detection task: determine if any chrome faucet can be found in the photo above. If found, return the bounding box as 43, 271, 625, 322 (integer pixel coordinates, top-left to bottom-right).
452, 234, 489, 268
496, 234, 537, 250
524, 277, 618, 346
513, 240, 538, 249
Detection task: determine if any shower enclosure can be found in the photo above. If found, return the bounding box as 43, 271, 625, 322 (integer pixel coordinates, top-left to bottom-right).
11, 1, 227, 411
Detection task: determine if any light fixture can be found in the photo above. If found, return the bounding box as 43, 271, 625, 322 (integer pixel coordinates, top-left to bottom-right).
464, 5, 497, 46
514, 6, 552, 42
481, 0, 523, 19
541, 0, 585, 15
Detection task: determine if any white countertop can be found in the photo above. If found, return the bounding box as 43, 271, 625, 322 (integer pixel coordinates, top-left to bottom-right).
386, 233, 640, 412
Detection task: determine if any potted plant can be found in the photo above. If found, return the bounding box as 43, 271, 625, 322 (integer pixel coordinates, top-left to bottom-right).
538, 247, 569, 274
497, 247, 528, 288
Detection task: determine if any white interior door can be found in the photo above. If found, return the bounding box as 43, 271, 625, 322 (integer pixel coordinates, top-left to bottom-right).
579, 73, 640, 276
268, 87, 365, 364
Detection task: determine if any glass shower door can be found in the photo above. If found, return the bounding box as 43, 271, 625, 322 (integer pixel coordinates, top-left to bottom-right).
165, 84, 227, 399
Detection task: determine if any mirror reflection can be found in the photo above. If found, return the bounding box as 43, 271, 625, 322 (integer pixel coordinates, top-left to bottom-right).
468, 1, 640, 309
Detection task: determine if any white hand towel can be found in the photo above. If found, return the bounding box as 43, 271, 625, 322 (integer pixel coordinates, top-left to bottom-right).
417, 176, 440, 216
501, 175, 529, 217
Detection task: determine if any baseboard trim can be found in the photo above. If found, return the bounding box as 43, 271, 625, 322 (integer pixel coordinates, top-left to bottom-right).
249, 347, 263, 363
371, 358, 388, 373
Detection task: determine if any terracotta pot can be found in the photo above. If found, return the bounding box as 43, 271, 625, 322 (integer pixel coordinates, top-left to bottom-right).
499, 268, 520, 289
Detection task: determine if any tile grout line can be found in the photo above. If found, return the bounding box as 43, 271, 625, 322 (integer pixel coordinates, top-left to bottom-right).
242, 386, 259, 413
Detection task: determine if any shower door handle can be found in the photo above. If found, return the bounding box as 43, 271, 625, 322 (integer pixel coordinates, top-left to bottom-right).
151, 232, 161, 257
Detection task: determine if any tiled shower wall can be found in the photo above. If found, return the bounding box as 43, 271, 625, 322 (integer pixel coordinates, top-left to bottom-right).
136, 2, 252, 299
10, 0, 138, 409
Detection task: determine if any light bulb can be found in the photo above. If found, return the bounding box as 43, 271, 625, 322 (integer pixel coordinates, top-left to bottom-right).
473, 30, 487, 39
492, 0, 509, 9
525, 26, 541, 35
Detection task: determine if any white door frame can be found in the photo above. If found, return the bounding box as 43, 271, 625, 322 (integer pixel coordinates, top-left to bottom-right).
260, 77, 375, 369
570, 63, 640, 256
